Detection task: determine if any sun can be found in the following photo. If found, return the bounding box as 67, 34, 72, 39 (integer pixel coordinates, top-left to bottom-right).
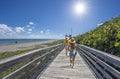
74, 3, 86, 15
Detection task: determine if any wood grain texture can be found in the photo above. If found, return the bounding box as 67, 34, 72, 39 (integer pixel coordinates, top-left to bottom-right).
38, 49, 96, 79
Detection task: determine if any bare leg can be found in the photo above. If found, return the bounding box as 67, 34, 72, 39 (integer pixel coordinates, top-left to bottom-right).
65, 46, 69, 56
65, 47, 67, 56
66, 49, 69, 56
72, 56, 75, 66
65, 49, 67, 56
70, 56, 72, 66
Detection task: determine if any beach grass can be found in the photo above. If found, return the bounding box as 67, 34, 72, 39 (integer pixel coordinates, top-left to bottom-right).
0, 40, 63, 60
0, 60, 30, 79
0, 48, 36, 60
0, 40, 63, 78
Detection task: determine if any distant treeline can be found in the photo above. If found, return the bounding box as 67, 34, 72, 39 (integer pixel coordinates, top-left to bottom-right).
75, 16, 120, 57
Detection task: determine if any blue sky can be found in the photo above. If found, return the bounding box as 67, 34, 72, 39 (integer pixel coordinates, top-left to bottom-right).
0, 0, 120, 39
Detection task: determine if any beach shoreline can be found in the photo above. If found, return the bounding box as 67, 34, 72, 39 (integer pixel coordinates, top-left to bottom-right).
0, 40, 57, 53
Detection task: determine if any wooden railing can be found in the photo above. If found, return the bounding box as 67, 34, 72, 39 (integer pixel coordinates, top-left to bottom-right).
0, 43, 64, 79
77, 44, 120, 79
1, 44, 120, 79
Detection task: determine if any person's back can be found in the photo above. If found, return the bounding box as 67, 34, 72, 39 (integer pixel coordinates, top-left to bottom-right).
69, 39, 76, 55
70, 42, 76, 50
64, 38, 69, 46
69, 38, 77, 68
64, 35, 69, 56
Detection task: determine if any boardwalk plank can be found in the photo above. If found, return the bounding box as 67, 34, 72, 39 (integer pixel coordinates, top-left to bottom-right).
38, 49, 96, 79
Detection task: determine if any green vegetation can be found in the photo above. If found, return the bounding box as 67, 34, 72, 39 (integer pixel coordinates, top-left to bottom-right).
0, 48, 36, 60
0, 60, 30, 79
75, 16, 120, 57
0, 40, 63, 60
0, 43, 62, 79
0, 40, 63, 78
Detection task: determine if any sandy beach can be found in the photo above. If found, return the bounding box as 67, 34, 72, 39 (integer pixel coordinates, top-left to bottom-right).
0, 40, 56, 53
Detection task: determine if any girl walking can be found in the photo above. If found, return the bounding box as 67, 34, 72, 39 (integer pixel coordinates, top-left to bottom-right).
69, 38, 77, 68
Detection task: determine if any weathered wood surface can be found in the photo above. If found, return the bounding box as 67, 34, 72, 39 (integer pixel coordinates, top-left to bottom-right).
78, 45, 120, 79
37, 49, 96, 79
2, 44, 63, 79
0, 44, 62, 74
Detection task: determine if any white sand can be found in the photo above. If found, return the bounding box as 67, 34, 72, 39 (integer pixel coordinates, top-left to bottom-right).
0, 40, 56, 53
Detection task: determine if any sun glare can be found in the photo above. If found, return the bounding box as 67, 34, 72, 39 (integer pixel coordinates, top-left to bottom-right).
74, 3, 86, 15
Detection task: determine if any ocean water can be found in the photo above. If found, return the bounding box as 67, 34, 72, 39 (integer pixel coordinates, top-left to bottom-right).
0, 39, 51, 45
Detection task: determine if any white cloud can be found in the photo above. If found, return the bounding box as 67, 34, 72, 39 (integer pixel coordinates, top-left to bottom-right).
39, 29, 50, 35
26, 22, 35, 29
0, 24, 62, 39
28, 28, 32, 31
15, 27, 25, 33
0, 24, 13, 33
27, 31, 32, 34
97, 23, 103, 26
0, 24, 17, 38
29, 22, 34, 25
40, 30, 44, 34
0, 24, 14, 37
27, 28, 32, 34
46, 29, 50, 34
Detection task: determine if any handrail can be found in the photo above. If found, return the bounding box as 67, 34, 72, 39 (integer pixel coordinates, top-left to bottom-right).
1, 43, 64, 79
77, 44, 120, 79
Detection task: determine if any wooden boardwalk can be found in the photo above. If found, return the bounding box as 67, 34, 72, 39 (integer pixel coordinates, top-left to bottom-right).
37, 49, 96, 79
